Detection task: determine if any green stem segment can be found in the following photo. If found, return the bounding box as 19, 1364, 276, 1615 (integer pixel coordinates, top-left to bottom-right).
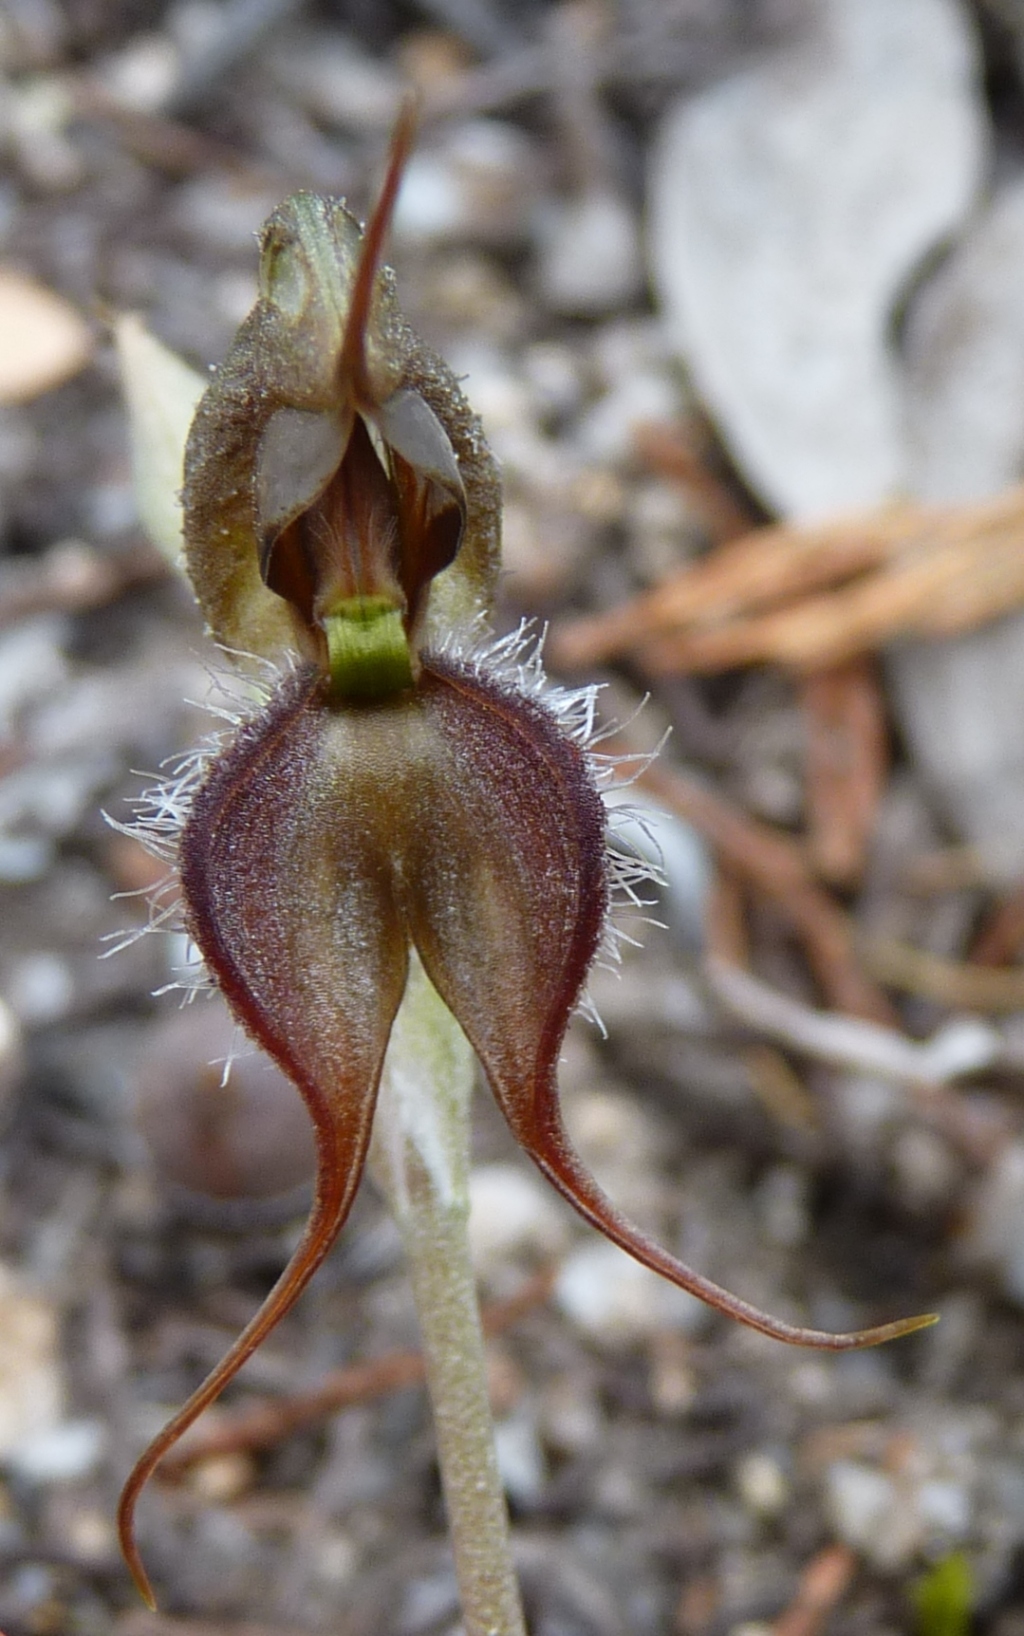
324, 598, 414, 700
369, 955, 526, 1636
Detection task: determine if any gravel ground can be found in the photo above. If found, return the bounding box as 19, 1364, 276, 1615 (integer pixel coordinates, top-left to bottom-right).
2, 4, 1024, 1634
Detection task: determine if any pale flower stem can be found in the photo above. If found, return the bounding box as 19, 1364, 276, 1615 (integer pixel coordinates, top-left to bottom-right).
369, 954, 527, 1636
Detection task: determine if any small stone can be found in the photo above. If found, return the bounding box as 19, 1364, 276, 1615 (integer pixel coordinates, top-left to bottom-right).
0, 1266, 62, 1459
6, 951, 74, 1025
625, 478, 704, 582
534, 185, 644, 317
0, 993, 24, 1125
755, 1166, 810, 1250
315, 1530, 358, 1586
647, 1331, 697, 1417
915, 1478, 971, 1539
467, 1163, 569, 1273
735, 1451, 790, 1518
64, 1507, 115, 1560
556, 1240, 708, 1344
99, 32, 181, 111
522, 340, 586, 424
394, 121, 541, 248
576, 366, 683, 467
7, 1417, 105, 1482
540, 1372, 602, 1455
890, 1126, 958, 1214
824, 1460, 918, 1569
0, 833, 51, 882
494, 1409, 546, 1508
188, 1452, 256, 1503
963, 1140, 1024, 1304
274, 33, 401, 132
0, 614, 68, 736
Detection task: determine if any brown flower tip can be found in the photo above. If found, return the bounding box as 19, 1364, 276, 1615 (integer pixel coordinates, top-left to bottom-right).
182, 99, 500, 682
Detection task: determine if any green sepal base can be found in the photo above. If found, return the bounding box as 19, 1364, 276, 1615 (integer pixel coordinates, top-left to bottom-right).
324, 598, 414, 700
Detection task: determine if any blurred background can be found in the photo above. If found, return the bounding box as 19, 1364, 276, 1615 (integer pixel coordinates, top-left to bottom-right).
3, 0, 1024, 1631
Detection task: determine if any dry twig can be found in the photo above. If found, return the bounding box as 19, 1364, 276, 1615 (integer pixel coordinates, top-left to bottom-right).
553, 484, 1024, 673
157, 1267, 555, 1478
771, 1544, 856, 1636
637, 759, 897, 1024
862, 937, 1024, 1013
970, 883, 1024, 967
801, 659, 888, 886
705, 958, 1002, 1085
633, 418, 759, 545
0, 539, 168, 631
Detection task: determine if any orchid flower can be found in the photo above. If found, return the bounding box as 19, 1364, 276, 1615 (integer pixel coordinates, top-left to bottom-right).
115, 104, 934, 1611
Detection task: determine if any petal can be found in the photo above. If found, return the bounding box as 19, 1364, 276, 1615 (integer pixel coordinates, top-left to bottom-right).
407, 655, 609, 1085
119, 672, 410, 1605
410, 659, 935, 1355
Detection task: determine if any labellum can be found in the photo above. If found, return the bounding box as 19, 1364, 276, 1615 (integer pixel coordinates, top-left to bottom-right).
117, 103, 935, 1607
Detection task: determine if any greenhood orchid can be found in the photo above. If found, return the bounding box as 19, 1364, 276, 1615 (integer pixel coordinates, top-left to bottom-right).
116, 105, 935, 1607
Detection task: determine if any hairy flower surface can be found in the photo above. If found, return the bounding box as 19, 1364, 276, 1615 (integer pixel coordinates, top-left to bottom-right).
117, 105, 934, 1606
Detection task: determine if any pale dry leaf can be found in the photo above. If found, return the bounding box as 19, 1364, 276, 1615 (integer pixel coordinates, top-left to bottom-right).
648, 0, 987, 518
892, 178, 1024, 880
114, 314, 206, 568
0, 268, 92, 404
906, 175, 1024, 503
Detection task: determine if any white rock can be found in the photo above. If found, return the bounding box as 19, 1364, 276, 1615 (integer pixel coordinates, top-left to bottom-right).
0, 994, 23, 1123
99, 32, 181, 112
0, 833, 51, 882
6, 951, 74, 1025
534, 185, 645, 316
735, 1450, 790, 1517
467, 1163, 569, 1273
648, 0, 987, 517
887, 180, 1024, 874
393, 121, 541, 248
494, 1409, 546, 1507
575, 366, 683, 467
0, 614, 68, 737
915, 1478, 971, 1539
555, 1240, 709, 1344
825, 1460, 919, 1569
273, 33, 401, 132
906, 178, 1024, 501
521, 341, 586, 422
890, 1127, 958, 1215
887, 611, 1024, 882
963, 1140, 1024, 1304
7, 1418, 106, 1482
0, 1266, 63, 1459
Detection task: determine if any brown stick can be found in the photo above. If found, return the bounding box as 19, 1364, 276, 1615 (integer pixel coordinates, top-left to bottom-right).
632, 419, 759, 545
970, 883, 1024, 968
862, 938, 1024, 1013
638, 760, 897, 1025
551, 504, 917, 671
553, 483, 1024, 674
801, 659, 888, 887
771, 1544, 856, 1636
0, 540, 168, 632
157, 1267, 555, 1478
